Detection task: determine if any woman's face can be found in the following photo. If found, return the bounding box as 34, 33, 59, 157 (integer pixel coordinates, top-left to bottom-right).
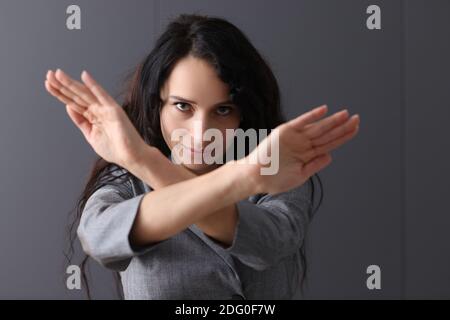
159, 55, 241, 175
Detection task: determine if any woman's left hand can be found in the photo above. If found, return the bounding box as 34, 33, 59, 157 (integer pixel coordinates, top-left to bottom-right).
238, 104, 360, 195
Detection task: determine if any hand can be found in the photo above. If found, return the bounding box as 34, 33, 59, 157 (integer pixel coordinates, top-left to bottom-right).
238, 104, 360, 195
44, 69, 147, 169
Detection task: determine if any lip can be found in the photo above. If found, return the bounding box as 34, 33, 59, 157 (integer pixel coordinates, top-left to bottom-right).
182, 144, 203, 154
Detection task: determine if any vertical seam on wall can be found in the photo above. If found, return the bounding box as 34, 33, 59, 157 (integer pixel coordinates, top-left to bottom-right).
153, 0, 160, 42
400, 0, 407, 300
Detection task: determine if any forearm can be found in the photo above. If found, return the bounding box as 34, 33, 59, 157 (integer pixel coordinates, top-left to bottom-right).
126, 146, 239, 245
127, 145, 197, 189
127, 149, 255, 247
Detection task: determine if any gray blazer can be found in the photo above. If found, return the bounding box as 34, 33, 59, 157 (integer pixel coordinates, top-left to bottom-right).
77, 162, 312, 300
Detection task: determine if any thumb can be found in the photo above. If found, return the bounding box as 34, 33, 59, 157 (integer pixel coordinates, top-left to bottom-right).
302, 153, 332, 177
66, 104, 91, 139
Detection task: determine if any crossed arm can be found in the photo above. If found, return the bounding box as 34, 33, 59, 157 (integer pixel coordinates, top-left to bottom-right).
126, 146, 247, 248
45, 68, 360, 270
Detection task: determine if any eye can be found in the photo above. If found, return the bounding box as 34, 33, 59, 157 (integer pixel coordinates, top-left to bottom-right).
216, 106, 233, 116
173, 102, 191, 112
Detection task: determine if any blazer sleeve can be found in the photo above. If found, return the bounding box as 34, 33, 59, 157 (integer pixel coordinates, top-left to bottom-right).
76, 183, 165, 271
224, 179, 313, 271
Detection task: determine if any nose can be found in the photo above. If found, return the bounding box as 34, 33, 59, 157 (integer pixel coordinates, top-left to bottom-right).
189, 113, 210, 149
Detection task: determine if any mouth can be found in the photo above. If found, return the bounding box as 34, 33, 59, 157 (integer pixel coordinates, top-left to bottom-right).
182, 144, 203, 154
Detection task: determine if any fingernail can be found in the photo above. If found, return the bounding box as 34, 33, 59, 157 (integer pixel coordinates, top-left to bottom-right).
318, 104, 327, 111
82, 70, 90, 78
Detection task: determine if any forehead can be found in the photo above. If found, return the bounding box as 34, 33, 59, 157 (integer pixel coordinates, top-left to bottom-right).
160, 55, 230, 104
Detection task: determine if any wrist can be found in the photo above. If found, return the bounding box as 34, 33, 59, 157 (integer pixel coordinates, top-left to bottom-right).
125, 144, 159, 180
225, 158, 262, 197
125, 146, 196, 189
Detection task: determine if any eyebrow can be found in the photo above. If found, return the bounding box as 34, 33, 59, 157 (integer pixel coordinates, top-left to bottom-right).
169, 95, 234, 106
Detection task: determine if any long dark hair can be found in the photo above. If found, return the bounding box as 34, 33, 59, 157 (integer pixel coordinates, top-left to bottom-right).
64, 13, 324, 299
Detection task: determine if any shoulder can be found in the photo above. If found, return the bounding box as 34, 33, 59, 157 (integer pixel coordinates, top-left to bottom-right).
88, 164, 147, 203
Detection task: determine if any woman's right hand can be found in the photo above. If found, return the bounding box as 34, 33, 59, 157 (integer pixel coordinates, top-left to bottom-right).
44, 69, 148, 169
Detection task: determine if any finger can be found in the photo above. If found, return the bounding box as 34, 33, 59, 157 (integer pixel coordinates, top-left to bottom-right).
45, 79, 74, 105
46, 79, 86, 115
66, 104, 92, 139
47, 70, 89, 108
286, 104, 328, 131
303, 109, 350, 139
82, 108, 99, 125
81, 70, 115, 106
302, 153, 333, 177
66, 100, 86, 115
54, 69, 98, 106
313, 124, 360, 155
312, 114, 360, 146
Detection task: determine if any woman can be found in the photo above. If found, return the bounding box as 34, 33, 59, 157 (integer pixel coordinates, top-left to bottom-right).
45, 14, 360, 299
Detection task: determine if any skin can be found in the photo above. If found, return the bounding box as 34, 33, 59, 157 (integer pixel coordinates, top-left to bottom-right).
159, 55, 242, 175
44, 57, 360, 247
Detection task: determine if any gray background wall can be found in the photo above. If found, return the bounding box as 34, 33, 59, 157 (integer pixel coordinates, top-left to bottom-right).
0, 0, 448, 299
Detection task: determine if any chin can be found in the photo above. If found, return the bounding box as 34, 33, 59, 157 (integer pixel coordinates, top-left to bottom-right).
183, 163, 217, 175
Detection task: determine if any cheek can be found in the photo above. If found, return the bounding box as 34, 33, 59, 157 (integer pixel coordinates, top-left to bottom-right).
222, 114, 241, 132
226, 111, 242, 128
217, 118, 241, 147
159, 108, 172, 146
160, 108, 186, 148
